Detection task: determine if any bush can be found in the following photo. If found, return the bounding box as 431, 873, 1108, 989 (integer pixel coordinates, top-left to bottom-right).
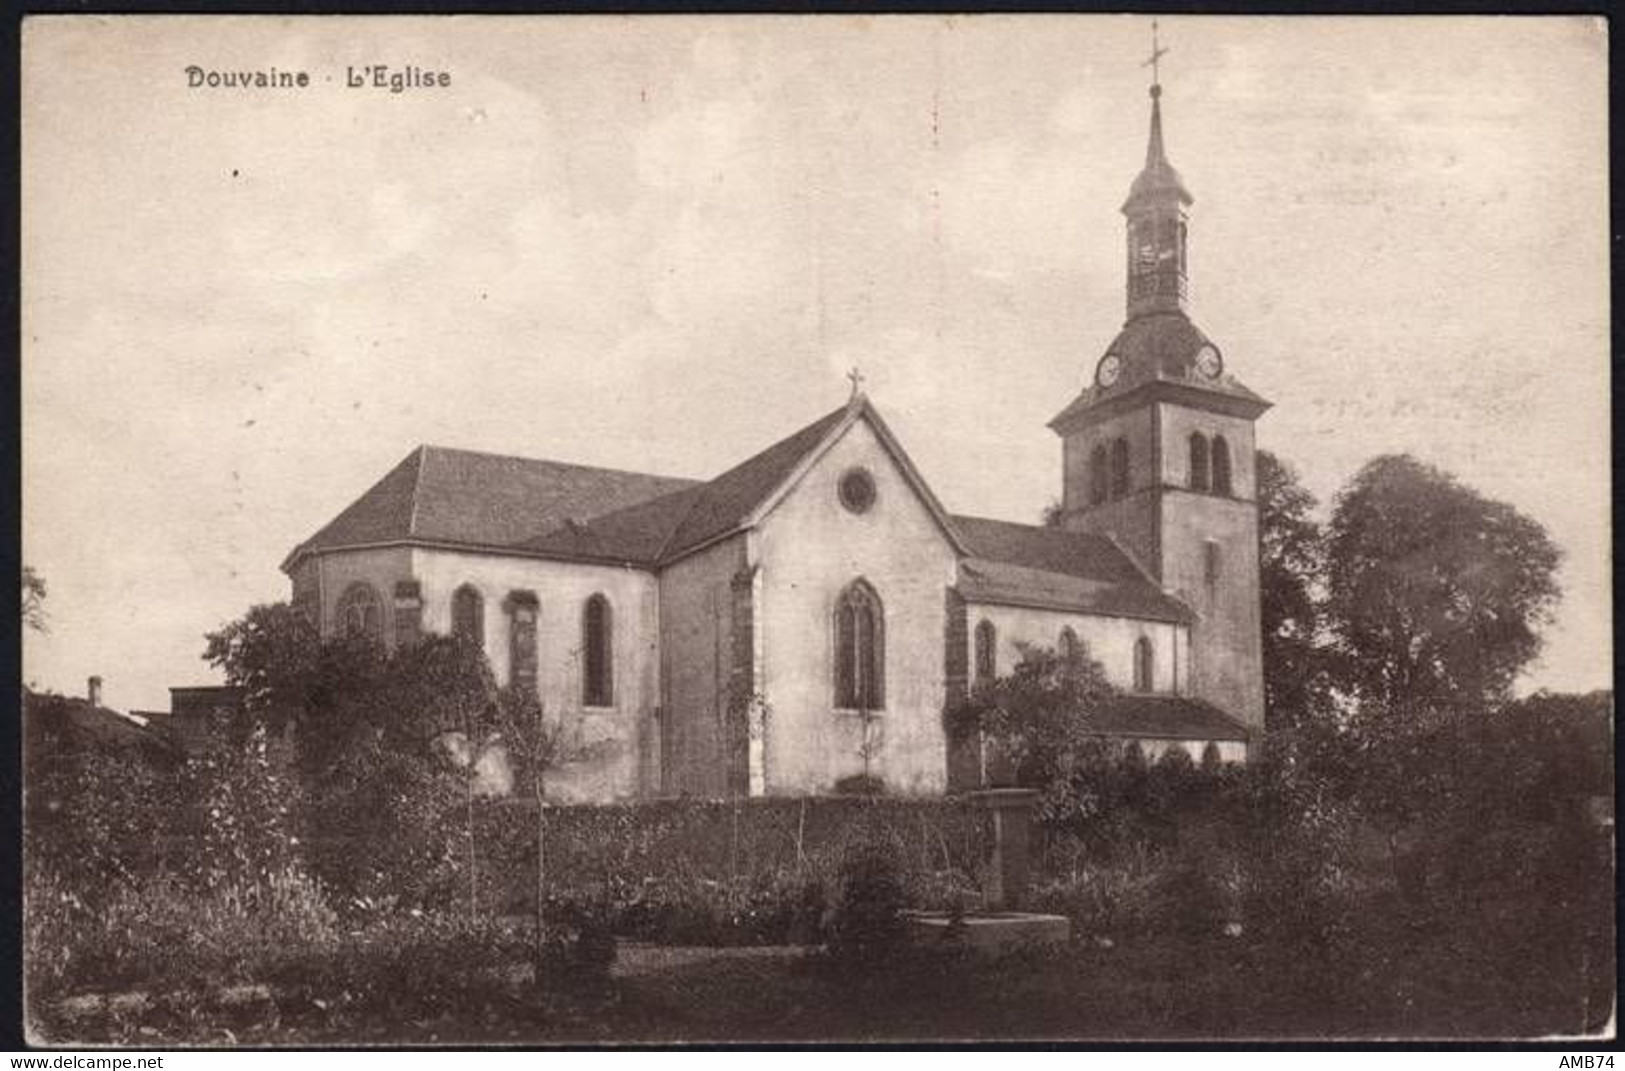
29, 865, 340, 999
833, 773, 886, 796
827, 841, 907, 965
180, 718, 305, 902
24, 693, 179, 900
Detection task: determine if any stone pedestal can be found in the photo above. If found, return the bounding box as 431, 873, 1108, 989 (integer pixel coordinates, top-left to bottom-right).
967, 787, 1038, 911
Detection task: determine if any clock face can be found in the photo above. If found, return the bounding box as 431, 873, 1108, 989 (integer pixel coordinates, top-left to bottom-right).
1194, 344, 1222, 379
1097, 353, 1122, 388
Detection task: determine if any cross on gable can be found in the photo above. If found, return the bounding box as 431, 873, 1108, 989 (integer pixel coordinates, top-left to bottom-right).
847, 366, 866, 399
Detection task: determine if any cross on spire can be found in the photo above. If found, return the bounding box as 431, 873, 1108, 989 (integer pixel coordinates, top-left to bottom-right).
1142, 18, 1169, 91
846, 366, 866, 400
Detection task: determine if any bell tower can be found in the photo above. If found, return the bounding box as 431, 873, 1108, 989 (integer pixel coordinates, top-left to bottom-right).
1048, 25, 1272, 734
1123, 26, 1191, 321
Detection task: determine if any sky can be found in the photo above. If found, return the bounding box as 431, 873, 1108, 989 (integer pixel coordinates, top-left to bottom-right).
22, 15, 1610, 713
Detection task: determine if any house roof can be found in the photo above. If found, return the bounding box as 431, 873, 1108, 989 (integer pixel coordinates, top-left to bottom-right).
1085, 694, 1251, 743
952, 515, 1193, 623
24, 690, 181, 759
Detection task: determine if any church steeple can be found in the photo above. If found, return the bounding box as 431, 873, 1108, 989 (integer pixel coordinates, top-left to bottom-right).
1047, 23, 1270, 738
1123, 21, 1193, 321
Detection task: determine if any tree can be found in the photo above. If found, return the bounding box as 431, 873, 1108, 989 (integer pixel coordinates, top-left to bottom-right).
945, 641, 1118, 822
1324, 454, 1561, 716
203, 602, 330, 739
1256, 451, 1331, 726
22, 566, 47, 633
203, 604, 502, 910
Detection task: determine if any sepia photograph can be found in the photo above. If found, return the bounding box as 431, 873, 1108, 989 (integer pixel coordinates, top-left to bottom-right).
19, 13, 1613, 1045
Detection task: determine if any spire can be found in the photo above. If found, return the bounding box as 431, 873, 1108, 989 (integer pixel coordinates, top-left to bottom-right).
1123, 19, 1192, 319
1124, 19, 1192, 212
1145, 85, 1168, 170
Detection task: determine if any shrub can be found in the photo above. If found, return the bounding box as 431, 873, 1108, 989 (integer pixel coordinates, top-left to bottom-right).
180, 717, 305, 902
31, 865, 340, 998
833, 773, 886, 796
827, 841, 907, 965
24, 693, 179, 900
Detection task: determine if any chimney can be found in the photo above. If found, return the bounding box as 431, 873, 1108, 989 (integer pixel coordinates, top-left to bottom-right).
87, 675, 103, 707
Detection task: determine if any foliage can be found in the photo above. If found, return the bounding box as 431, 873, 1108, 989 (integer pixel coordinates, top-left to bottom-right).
202, 602, 328, 738
1256, 450, 1332, 726
179, 712, 304, 901
202, 608, 503, 912
27, 863, 339, 998
22, 565, 48, 633
23, 692, 178, 897
1324, 454, 1561, 716
832, 772, 886, 796
826, 840, 907, 965
945, 642, 1118, 821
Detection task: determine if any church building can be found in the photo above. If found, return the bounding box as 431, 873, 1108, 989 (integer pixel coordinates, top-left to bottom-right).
281, 71, 1270, 802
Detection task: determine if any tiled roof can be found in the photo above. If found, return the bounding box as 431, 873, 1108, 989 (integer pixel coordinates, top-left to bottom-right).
952, 515, 1193, 623
288, 405, 856, 570
515, 483, 706, 565
659, 406, 849, 558
1085, 694, 1251, 742
510, 404, 852, 565
286, 446, 701, 567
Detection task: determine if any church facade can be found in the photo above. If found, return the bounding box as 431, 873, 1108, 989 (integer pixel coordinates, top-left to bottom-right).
281, 79, 1269, 802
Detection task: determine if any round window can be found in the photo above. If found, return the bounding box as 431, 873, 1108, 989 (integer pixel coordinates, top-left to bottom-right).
838, 468, 877, 514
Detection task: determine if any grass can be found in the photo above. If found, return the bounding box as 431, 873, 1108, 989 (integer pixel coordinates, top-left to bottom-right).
35, 914, 1611, 1045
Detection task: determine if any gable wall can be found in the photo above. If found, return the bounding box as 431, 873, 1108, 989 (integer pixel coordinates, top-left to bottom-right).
754, 417, 959, 796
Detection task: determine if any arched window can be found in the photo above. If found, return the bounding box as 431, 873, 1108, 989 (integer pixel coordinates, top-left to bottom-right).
337, 582, 383, 644
1188, 433, 1210, 492
1088, 445, 1109, 506
1133, 636, 1154, 692
1059, 626, 1080, 664
452, 584, 484, 648
507, 591, 538, 694
1212, 436, 1233, 496
974, 620, 997, 684
583, 594, 614, 707
1110, 438, 1130, 499
834, 581, 885, 710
